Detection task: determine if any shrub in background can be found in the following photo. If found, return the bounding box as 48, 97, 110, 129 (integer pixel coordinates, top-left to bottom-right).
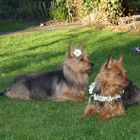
1, 0, 138, 25
49, 0, 67, 20
99, 0, 124, 24
66, 0, 84, 22
82, 0, 124, 25
0, 0, 52, 21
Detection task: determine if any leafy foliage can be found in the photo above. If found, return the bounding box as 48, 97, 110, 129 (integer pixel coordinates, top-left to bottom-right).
0, 0, 52, 21
0, 0, 139, 24
66, 0, 84, 21
49, 0, 67, 20
99, 0, 123, 24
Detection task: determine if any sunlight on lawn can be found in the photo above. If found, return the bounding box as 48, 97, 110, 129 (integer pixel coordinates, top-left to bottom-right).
0, 25, 140, 140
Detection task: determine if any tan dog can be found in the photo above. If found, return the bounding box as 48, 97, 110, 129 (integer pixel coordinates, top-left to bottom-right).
4, 44, 94, 102
82, 55, 130, 120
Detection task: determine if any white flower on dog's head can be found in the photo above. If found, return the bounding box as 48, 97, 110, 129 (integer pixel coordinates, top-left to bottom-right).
73, 49, 82, 57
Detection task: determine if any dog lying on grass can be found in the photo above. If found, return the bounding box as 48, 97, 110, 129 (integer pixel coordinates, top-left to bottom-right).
2, 44, 94, 102
82, 55, 131, 120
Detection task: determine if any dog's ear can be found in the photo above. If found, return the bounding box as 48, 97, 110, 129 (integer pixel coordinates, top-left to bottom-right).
118, 54, 123, 64
105, 55, 114, 68
68, 43, 75, 58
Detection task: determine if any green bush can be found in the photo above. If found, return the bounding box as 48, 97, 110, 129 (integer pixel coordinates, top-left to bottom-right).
0, 0, 52, 21
0, 5, 16, 18
1, 0, 138, 24
82, 0, 123, 24
82, 0, 99, 16
49, 0, 67, 20
66, 0, 84, 21
124, 0, 140, 13
97, 0, 123, 24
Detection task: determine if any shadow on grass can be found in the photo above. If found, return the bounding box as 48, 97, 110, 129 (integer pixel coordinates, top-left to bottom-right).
88, 41, 140, 85
0, 27, 140, 91
0, 21, 34, 35
0, 27, 140, 140
0, 51, 64, 74
25, 38, 70, 51
0, 51, 65, 91
0, 38, 67, 58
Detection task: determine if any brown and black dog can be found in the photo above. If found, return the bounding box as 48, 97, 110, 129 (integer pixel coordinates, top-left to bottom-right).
82, 55, 131, 120
2, 44, 94, 102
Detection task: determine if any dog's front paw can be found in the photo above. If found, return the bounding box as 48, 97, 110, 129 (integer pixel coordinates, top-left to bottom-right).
80, 113, 88, 120
80, 115, 85, 120
99, 113, 110, 121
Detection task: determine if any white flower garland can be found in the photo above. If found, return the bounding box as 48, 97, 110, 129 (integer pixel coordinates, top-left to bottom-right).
88, 82, 124, 103
88, 82, 96, 95
73, 49, 82, 57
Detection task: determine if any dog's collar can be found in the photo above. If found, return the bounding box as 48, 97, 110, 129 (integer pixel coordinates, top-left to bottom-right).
88, 94, 123, 103
89, 82, 96, 95
88, 82, 124, 103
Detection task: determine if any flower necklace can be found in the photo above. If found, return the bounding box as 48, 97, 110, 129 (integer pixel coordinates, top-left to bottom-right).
88, 82, 124, 103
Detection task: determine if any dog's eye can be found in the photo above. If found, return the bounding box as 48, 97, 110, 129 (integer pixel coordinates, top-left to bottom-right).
80, 58, 84, 62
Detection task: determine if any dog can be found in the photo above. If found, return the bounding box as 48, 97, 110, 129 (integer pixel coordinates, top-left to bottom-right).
2, 44, 93, 102
82, 55, 131, 120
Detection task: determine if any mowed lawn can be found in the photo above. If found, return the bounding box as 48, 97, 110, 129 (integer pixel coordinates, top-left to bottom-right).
0, 22, 140, 140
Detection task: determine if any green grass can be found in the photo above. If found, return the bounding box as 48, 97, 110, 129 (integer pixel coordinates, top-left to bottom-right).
0, 21, 32, 32
0, 23, 140, 140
